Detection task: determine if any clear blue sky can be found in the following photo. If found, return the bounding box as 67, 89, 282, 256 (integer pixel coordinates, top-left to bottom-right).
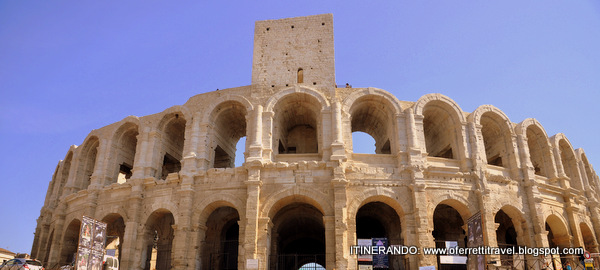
1, 1, 599, 255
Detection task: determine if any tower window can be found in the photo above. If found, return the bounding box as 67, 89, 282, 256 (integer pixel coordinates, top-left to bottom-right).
297, 68, 304, 83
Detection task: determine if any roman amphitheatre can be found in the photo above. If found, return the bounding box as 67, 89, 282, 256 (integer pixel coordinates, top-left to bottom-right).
32, 14, 599, 270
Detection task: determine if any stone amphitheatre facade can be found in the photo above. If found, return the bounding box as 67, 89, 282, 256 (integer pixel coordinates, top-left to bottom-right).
32, 14, 600, 270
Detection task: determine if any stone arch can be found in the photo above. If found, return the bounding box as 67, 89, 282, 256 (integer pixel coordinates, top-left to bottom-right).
517, 118, 555, 178
141, 208, 176, 270
414, 93, 466, 122
415, 93, 466, 160
144, 203, 180, 226
494, 205, 532, 247
431, 198, 473, 264
59, 218, 81, 265
579, 221, 598, 252
341, 87, 404, 115
95, 205, 130, 224
156, 110, 187, 180
205, 99, 250, 168
201, 94, 254, 124
265, 85, 330, 113
193, 193, 246, 226
470, 105, 517, 168
261, 187, 333, 218
577, 149, 597, 190
352, 194, 406, 270
107, 119, 140, 185
75, 134, 100, 190
346, 93, 398, 154
54, 150, 74, 200
266, 192, 329, 270
551, 134, 583, 190
156, 105, 191, 131
197, 202, 242, 270
101, 213, 127, 264
43, 228, 54, 266
347, 191, 407, 220
545, 213, 571, 249
430, 195, 475, 221
269, 90, 324, 155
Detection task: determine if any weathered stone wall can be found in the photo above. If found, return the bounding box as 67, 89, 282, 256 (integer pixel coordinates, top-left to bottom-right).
31, 14, 600, 270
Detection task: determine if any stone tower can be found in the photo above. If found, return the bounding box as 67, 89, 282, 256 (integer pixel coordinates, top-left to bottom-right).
251, 14, 335, 90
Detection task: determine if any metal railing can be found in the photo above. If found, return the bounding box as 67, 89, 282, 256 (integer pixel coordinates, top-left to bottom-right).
271, 254, 326, 270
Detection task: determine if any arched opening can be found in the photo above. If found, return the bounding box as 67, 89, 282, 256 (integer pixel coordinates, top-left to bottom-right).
46, 165, 59, 206
545, 215, 570, 250
112, 123, 138, 184
43, 230, 54, 266
558, 140, 582, 189
210, 101, 247, 168
526, 125, 550, 177
77, 137, 99, 190
142, 210, 174, 270
270, 203, 325, 270
234, 137, 246, 167
298, 68, 304, 84
202, 206, 240, 270
102, 214, 125, 264
159, 114, 186, 179
480, 112, 511, 168
56, 152, 73, 198
581, 154, 596, 190
273, 93, 320, 154
423, 101, 461, 159
356, 202, 404, 269
349, 95, 394, 154
495, 210, 518, 266
433, 204, 467, 270
352, 131, 377, 154
580, 223, 598, 253
59, 219, 81, 266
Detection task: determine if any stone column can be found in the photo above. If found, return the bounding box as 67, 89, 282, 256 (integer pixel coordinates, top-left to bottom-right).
244, 167, 262, 269
137, 129, 161, 179
131, 127, 150, 179
248, 105, 263, 162
180, 113, 202, 187
64, 151, 82, 195
31, 221, 44, 260
324, 215, 336, 270
406, 110, 420, 152
47, 203, 67, 268
119, 182, 143, 270
82, 191, 98, 219
412, 184, 437, 267
565, 203, 583, 248
256, 217, 272, 270
480, 197, 500, 266
401, 209, 419, 269
90, 138, 110, 188
588, 200, 600, 252
332, 180, 349, 270
171, 224, 191, 270
330, 101, 346, 160
262, 111, 274, 161
171, 188, 194, 269
458, 123, 471, 171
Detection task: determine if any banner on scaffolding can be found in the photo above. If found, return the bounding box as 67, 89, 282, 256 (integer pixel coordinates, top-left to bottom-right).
75, 215, 107, 270
467, 211, 485, 270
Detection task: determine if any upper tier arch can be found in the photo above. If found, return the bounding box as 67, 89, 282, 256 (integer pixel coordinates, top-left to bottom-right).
265, 85, 330, 112
414, 93, 466, 123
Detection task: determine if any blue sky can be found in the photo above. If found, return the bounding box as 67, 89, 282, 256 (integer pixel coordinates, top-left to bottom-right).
1, 1, 599, 254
